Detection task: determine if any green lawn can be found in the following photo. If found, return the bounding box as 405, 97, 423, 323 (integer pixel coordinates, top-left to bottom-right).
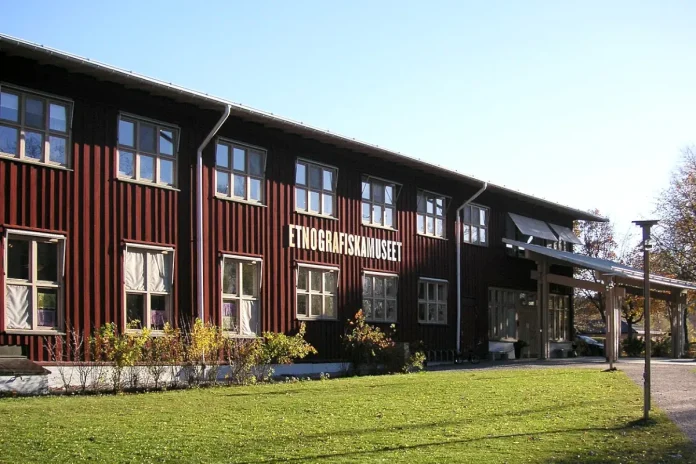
1, 368, 694, 463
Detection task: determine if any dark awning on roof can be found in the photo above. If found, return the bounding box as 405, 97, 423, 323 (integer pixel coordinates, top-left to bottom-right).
508, 213, 558, 242
549, 223, 583, 245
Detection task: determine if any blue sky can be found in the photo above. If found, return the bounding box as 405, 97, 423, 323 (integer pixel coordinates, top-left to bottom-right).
3, 1, 695, 242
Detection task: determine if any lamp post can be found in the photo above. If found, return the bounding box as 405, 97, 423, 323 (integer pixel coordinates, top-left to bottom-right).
633, 219, 658, 421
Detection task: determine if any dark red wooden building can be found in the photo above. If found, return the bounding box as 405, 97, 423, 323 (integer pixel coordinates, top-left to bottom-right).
0, 34, 604, 363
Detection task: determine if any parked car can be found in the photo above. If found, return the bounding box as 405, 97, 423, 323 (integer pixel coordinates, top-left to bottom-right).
575, 335, 605, 356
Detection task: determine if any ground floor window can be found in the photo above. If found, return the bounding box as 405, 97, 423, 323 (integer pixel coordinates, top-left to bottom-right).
296, 264, 338, 320
418, 278, 447, 324
124, 244, 174, 332
549, 294, 570, 341
221, 255, 261, 336
362, 271, 398, 323
488, 288, 517, 339
4, 230, 65, 331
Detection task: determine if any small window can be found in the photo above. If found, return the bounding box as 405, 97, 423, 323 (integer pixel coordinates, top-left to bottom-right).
549, 294, 570, 341
0, 86, 72, 167
117, 115, 179, 187
362, 272, 398, 323
362, 177, 398, 228
417, 279, 447, 324
296, 265, 338, 320
488, 288, 519, 340
221, 256, 261, 336
417, 191, 447, 238
295, 160, 337, 217
124, 246, 173, 331
216, 140, 266, 203
462, 204, 489, 246
4, 232, 65, 331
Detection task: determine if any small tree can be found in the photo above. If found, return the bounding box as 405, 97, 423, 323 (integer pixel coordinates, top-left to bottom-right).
342, 310, 395, 373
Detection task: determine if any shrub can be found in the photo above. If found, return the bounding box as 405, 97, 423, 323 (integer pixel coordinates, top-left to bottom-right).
183, 319, 225, 385
91, 322, 150, 391
224, 338, 264, 385
652, 336, 671, 357
622, 337, 645, 357
342, 310, 395, 372
142, 323, 182, 389
260, 322, 317, 364
403, 351, 426, 373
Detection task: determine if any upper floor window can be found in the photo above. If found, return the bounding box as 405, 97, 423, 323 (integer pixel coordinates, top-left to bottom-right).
4, 231, 65, 332
462, 204, 489, 246
295, 159, 337, 217
0, 86, 72, 167
221, 255, 261, 336
124, 245, 173, 331
117, 114, 178, 187
216, 140, 266, 203
417, 191, 446, 238
362, 272, 398, 323
362, 177, 397, 229
296, 264, 338, 320
418, 279, 448, 324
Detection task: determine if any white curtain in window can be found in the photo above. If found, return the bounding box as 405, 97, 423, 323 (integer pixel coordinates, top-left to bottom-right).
240, 300, 259, 336
6, 285, 30, 329
148, 252, 170, 292
125, 250, 146, 291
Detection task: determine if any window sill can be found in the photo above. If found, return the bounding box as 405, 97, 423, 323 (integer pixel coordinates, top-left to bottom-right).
294, 210, 339, 221
4, 329, 66, 336
115, 176, 181, 192
416, 232, 448, 241
215, 195, 267, 207
296, 316, 339, 322
0, 153, 73, 172
361, 223, 398, 232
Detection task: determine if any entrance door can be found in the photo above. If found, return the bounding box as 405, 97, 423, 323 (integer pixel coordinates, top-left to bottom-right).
517, 292, 539, 358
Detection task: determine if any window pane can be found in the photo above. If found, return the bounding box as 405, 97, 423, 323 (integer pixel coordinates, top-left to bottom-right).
140, 155, 155, 181
324, 271, 336, 293
436, 201, 443, 217
463, 205, 471, 223
374, 300, 385, 320
426, 198, 434, 214
373, 205, 382, 225
386, 278, 397, 298
428, 303, 437, 322
386, 300, 396, 321
310, 270, 322, 292
49, 136, 67, 165
233, 148, 245, 171
362, 275, 372, 296
472, 226, 479, 243
309, 165, 321, 189
361, 202, 371, 222
160, 159, 174, 185
233, 174, 246, 198
296, 163, 306, 185
373, 182, 384, 203
324, 296, 335, 318
322, 169, 333, 191
119, 119, 135, 147
222, 259, 237, 294
310, 295, 322, 316
472, 207, 480, 225
216, 144, 229, 168
249, 150, 263, 176
480, 228, 487, 244
297, 294, 308, 316
385, 185, 393, 205
374, 277, 384, 297
37, 288, 58, 328
49, 103, 67, 132
428, 283, 435, 301
242, 262, 256, 296
463, 225, 470, 242
0, 92, 19, 122
0, 125, 18, 155
384, 208, 393, 228
295, 187, 307, 210
37, 242, 58, 281
363, 299, 372, 319
139, 123, 156, 153
417, 193, 426, 213
150, 295, 168, 330
417, 214, 425, 234
250, 178, 262, 201
222, 300, 239, 331
361, 181, 370, 200
126, 294, 145, 329
119, 151, 134, 177
25, 131, 43, 160
297, 267, 308, 291
159, 129, 174, 156
309, 191, 320, 213
8, 239, 30, 280
435, 218, 443, 237
479, 208, 487, 226
322, 193, 333, 216
25, 97, 45, 129
426, 217, 434, 235
438, 304, 446, 323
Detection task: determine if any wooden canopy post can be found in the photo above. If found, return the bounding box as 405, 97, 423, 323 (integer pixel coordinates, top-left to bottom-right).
604, 276, 617, 369
671, 290, 687, 358
536, 259, 550, 359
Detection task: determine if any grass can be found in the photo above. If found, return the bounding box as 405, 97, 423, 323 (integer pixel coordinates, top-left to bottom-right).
0, 368, 694, 463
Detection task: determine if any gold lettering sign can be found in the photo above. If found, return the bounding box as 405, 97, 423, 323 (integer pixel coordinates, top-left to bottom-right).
286, 225, 403, 262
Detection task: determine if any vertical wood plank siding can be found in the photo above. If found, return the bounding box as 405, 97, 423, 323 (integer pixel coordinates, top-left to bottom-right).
0, 54, 577, 362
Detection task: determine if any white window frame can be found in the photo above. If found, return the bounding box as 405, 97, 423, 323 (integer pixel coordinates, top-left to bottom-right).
549, 294, 570, 342
0, 83, 73, 168
361, 271, 398, 323
462, 203, 489, 246
295, 263, 339, 320
361, 176, 400, 229
116, 113, 179, 187
417, 278, 448, 324
3, 229, 66, 333
417, 190, 448, 238
215, 139, 267, 204
220, 254, 263, 336
123, 243, 175, 333
295, 158, 338, 218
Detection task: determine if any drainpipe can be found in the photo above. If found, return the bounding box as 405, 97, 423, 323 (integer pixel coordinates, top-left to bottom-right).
455, 182, 488, 354
196, 105, 232, 321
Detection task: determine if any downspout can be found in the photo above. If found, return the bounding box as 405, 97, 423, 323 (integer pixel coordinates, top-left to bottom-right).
196, 105, 232, 321
455, 182, 488, 354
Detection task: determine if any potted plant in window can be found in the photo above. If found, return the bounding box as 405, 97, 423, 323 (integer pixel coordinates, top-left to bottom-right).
513, 339, 528, 359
